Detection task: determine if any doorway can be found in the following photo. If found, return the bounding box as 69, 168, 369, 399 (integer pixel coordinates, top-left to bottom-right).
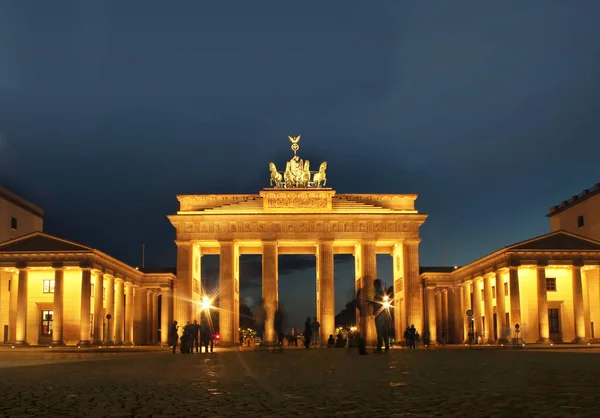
548, 307, 561, 342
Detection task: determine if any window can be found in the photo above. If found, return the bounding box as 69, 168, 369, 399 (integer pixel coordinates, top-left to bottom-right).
91, 283, 95, 297
90, 314, 94, 337
546, 278, 557, 291
43, 279, 55, 293
41, 310, 53, 336
103, 286, 106, 301
481, 289, 484, 301
578, 215, 584, 228
492, 286, 496, 299
504, 282, 509, 296
10, 217, 17, 230
506, 312, 510, 328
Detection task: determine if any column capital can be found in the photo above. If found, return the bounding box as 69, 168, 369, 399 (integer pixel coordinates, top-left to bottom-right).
318, 239, 334, 245
361, 239, 377, 246
115, 277, 124, 284
483, 272, 495, 279
572, 260, 584, 268
404, 238, 421, 245
175, 240, 193, 247
495, 267, 509, 275
103, 272, 115, 279
52, 262, 65, 269
537, 260, 549, 267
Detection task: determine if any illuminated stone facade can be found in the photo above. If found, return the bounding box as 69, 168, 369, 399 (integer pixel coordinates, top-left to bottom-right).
0, 187, 44, 243
421, 231, 600, 344
168, 189, 427, 346
0, 233, 174, 346
548, 183, 600, 242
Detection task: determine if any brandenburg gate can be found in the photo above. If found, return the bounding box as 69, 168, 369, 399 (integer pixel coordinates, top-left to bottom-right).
168, 136, 427, 346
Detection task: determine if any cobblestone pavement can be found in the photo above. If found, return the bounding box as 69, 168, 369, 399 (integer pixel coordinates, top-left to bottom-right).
1, 347, 600, 417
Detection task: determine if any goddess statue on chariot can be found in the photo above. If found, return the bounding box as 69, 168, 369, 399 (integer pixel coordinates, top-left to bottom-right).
268, 135, 327, 188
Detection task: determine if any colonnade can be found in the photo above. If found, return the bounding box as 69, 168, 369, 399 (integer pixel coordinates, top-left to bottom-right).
176, 239, 422, 347
425, 262, 594, 345
8, 263, 171, 346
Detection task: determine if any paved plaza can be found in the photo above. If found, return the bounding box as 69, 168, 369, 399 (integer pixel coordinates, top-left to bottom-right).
1, 346, 600, 417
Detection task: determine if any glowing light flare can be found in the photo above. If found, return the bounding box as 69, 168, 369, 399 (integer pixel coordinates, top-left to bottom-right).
201, 296, 211, 310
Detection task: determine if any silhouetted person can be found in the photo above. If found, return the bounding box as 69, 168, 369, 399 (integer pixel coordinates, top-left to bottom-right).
274, 304, 286, 348
304, 317, 312, 348
311, 317, 321, 347
200, 318, 213, 353
327, 334, 335, 348
169, 321, 179, 354
409, 324, 417, 349
374, 279, 391, 352
191, 319, 200, 353
254, 299, 266, 344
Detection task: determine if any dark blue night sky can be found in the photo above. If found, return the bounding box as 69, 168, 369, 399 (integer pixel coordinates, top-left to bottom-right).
1, 1, 599, 328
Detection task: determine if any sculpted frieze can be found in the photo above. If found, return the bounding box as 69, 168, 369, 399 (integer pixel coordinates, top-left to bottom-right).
177, 220, 421, 239
267, 197, 328, 209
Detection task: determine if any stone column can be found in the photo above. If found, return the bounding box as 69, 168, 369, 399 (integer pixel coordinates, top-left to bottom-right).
353, 244, 362, 331
391, 243, 404, 342
15, 267, 29, 345
317, 240, 335, 345
152, 292, 159, 345
160, 286, 171, 345
451, 288, 463, 344
483, 274, 494, 343
8, 272, 18, 343
442, 289, 449, 343
509, 266, 521, 340
52, 265, 65, 345
361, 240, 377, 346
105, 274, 115, 344
495, 272, 508, 343
78, 268, 92, 346
134, 287, 147, 345
124, 282, 134, 344
536, 264, 550, 343
92, 271, 104, 344
462, 282, 471, 342
262, 240, 278, 345
572, 264, 586, 343
473, 278, 482, 341
435, 291, 443, 343
146, 290, 154, 345
426, 286, 437, 344
219, 241, 238, 346
114, 279, 124, 344
174, 242, 192, 330
404, 239, 423, 334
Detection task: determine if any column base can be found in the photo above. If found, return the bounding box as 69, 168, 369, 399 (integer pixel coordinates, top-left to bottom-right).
536, 337, 552, 344
497, 338, 509, 344
511, 338, 524, 345
51, 341, 65, 346
572, 337, 587, 344
77, 340, 91, 346
12, 341, 29, 346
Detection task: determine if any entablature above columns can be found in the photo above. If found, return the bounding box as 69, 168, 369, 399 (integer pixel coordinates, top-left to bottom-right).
170, 214, 426, 243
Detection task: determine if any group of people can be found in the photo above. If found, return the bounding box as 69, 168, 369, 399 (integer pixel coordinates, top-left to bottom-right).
169, 319, 214, 354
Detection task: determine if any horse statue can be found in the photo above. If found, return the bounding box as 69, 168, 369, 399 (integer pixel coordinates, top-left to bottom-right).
284, 161, 295, 187
313, 161, 327, 187
269, 162, 282, 188
301, 160, 311, 187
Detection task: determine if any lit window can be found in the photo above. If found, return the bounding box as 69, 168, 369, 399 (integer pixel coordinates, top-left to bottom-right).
43, 280, 55, 293
10, 217, 17, 230
41, 310, 53, 336
578, 215, 584, 228
546, 278, 557, 291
